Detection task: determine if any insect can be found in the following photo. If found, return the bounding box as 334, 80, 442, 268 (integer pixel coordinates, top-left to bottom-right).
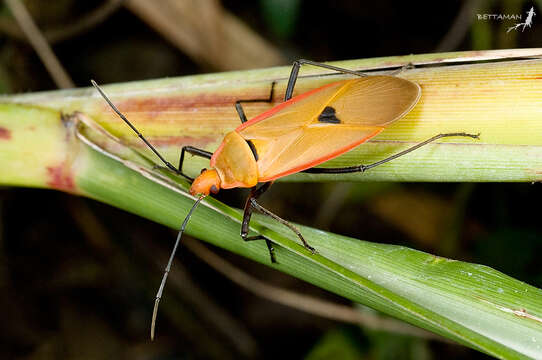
91, 59, 479, 339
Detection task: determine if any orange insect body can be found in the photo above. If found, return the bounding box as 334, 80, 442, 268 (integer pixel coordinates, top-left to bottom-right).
190, 75, 421, 196
92, 63, 480, 341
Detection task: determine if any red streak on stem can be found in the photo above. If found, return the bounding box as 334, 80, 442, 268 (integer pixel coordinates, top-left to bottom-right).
0, 127, 11, 140
114, 94, 239, 114
143, 135, 217, 148
46, 163, 75, 192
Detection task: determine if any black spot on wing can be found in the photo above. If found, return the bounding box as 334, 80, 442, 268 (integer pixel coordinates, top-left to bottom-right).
318, 106, 341, 124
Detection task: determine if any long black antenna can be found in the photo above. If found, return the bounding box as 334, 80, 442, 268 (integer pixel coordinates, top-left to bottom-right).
90, 80, 179, 174
91, 80, 207, 340
151, 194, 206, 340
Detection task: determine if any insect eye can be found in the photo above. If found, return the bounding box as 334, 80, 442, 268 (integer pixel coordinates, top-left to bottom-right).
210, 185, 219, 194
200, 168, 207, 174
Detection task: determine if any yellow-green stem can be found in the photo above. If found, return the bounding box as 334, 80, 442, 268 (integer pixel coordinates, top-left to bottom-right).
2, 49, 542, 185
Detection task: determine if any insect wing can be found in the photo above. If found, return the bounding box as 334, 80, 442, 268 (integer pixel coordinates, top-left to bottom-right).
254, 125, 383, 181
238, 81, 346, 138
239, 75, 421, 181
329, 75, 421, 126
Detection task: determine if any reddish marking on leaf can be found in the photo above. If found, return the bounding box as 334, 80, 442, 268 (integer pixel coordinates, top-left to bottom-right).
46, 163, 75, 192
126, 135, 218, 151
0, 127, 11, 140
113, 93, 243, 117
148, 135, 217, 148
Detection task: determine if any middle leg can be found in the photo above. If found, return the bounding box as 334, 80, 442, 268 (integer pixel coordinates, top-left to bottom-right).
235, 81, 276, 123
241, 182, 276, 262
241, 182, 316, 263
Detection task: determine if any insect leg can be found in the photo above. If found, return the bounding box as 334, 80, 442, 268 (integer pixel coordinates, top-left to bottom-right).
241, 183, 277, 262
302, 132, 480, 174
154, 146, 212, 181
284, 59, 368, 101
171, 146, 213, 181
250, 200, 316, 254
241, 183, 317, 262
235, 81, 276, 123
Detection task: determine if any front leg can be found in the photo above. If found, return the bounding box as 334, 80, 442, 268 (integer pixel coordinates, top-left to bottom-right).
153, 145, 212, 182
176, 146, 213, 181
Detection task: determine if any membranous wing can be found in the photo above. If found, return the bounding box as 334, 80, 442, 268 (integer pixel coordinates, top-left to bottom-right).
237, 75, 421, 181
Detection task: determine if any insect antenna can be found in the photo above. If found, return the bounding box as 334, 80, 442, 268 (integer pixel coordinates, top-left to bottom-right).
91, 80, 207, 339
151, 194, 206, 340
90, 80, 179, 174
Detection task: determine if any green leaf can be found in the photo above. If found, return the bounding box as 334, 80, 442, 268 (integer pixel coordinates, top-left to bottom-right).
72, 116, 542, 359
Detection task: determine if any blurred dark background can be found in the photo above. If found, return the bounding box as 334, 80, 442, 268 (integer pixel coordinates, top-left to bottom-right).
1, 0, 542, 359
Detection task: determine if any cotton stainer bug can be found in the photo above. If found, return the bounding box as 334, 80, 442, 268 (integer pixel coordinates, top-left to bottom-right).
91, 59, 479, 339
